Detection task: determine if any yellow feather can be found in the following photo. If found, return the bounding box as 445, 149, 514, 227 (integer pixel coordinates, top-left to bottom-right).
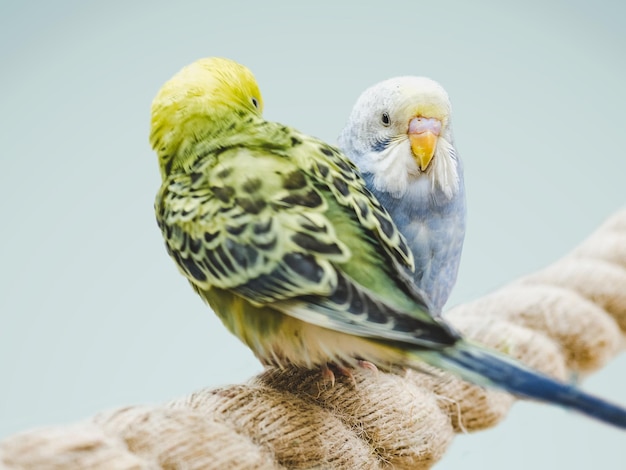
150, 57, 263, 179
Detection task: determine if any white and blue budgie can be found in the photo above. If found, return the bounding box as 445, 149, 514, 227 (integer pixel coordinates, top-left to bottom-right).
338, 77, 465, 312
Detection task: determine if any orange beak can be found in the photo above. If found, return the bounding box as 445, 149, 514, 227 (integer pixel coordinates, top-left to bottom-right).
408, 116, 442, 171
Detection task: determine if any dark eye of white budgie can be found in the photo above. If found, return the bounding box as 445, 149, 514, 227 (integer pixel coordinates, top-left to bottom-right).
381, 112, 391, 126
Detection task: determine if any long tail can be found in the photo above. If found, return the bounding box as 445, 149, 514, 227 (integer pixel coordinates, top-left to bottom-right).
415, 339, 626, 429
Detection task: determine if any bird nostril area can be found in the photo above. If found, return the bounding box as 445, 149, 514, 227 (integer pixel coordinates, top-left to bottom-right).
409, 117, 441, 136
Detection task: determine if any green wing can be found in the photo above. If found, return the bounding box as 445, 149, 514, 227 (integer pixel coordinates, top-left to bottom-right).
156, 121, 458, 348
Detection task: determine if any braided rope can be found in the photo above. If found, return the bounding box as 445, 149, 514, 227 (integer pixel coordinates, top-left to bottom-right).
1, 209, 625, 469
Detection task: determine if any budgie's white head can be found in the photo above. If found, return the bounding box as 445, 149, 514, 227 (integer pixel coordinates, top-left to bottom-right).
338, 77, 460, 199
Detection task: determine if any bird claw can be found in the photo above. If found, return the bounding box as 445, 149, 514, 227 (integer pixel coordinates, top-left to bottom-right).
320, 360, 380, 387
320, 363, 358, 387
357, 359, 378, 373
321, 364, 337, 387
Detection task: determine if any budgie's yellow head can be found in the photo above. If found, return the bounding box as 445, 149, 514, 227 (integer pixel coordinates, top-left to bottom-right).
150, 57, 263, 178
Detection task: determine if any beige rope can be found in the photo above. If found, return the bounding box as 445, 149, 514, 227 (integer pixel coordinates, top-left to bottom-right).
1, 209, 625, 469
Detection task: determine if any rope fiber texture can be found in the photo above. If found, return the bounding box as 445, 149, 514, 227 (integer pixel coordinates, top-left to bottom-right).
2, 209, 625, 469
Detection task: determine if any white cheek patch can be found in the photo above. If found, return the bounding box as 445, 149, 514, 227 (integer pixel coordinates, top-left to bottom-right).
357, 136, 459, 200
361, 141, 418, 198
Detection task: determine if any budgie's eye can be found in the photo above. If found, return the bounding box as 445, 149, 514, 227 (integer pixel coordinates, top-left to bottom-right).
381, 112, 391, 126
251, 97, 260, 109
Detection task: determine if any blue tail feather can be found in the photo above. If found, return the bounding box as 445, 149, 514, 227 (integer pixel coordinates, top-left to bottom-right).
416, 340, 626, 429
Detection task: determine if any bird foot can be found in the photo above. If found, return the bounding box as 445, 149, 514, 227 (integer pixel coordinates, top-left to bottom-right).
320, 360, 378, 386
320, 363, 357, 387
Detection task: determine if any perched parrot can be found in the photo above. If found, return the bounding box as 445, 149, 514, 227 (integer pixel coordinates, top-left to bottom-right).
151, 57, 626, 429
338, 77, 464, 313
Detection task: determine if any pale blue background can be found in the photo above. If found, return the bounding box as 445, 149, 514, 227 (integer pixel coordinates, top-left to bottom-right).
1, 1, 625, 468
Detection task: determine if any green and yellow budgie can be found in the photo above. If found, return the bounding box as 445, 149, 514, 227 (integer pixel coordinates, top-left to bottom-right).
151, 57, 626, 429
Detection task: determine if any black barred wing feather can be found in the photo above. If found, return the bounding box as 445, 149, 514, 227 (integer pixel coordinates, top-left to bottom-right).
280, 270, 459, 349
155, 145, 351, 304
284, 131, 415, 275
